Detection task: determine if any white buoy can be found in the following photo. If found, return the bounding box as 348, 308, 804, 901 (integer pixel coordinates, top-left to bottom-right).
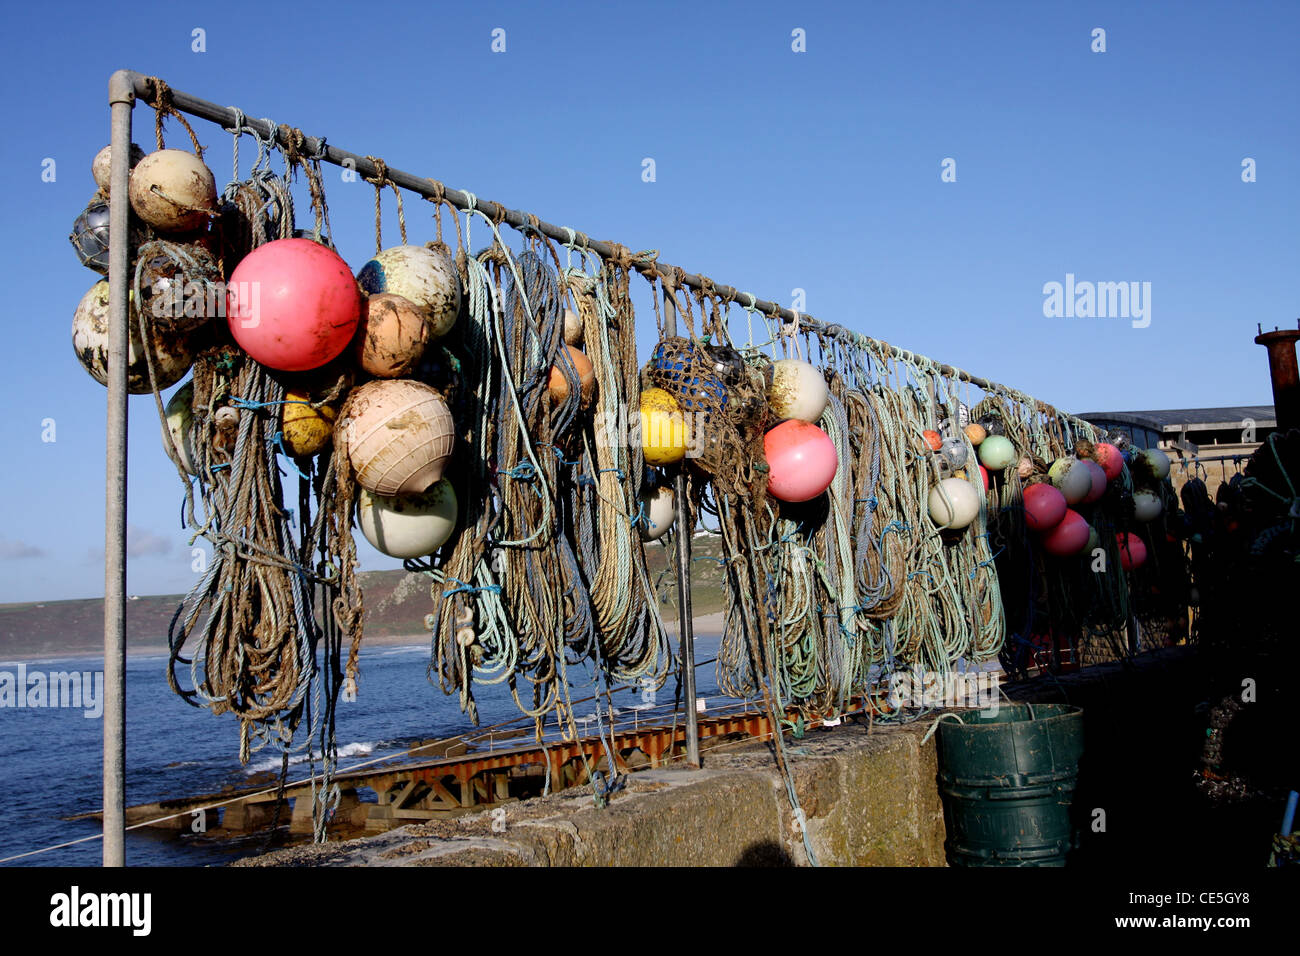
1140, 448, 1171, 480
768, 358, 829, 423
1133, 491, 1163, 522
91, 142, 145, 194
639, 485, 676, 541
1049, 457, 1093, 505
357, 480, 458, 558
563, 308, 584, 346
356, 245, 461, 338
163, 382, 197, 474
928, 477, 981, 530
72, 280, 193, 393
128, 149, 217, 232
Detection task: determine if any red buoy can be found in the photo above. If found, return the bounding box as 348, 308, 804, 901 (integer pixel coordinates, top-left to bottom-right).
1094, 442, 1124, 481
1116, 532, 1147, 570
1080, 459, 1107, 504
1041, 509, 1090, 556
1024, 483, 1067, 532
765, 420, 838, 503
227, 238, 362, 371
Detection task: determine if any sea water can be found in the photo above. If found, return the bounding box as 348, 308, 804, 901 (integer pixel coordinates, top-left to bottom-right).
0, 637, 722, 867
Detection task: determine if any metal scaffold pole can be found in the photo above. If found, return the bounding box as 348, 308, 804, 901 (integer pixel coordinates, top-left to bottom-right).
662, 287, 701, 768
106, 69, 1091, 424
103, 70, 135, 867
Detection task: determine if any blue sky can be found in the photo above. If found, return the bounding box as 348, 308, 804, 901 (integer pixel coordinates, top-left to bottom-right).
0, 0, 1296, 602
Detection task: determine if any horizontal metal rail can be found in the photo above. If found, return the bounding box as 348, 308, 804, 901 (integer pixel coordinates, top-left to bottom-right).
115, 69, 1084, 423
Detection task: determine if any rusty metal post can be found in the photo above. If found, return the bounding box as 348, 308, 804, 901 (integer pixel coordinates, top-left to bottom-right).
103, 69, 136, 867
1255, 322, 1300, 432
662, 286, 700, 768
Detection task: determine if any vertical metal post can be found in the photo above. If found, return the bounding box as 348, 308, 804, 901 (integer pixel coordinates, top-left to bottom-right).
103, 70, 135, 867
662, 287, 700, 767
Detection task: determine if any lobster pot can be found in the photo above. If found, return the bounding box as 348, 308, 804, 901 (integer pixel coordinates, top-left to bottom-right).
343, 380, 455, 495
938, 703, 1084, 867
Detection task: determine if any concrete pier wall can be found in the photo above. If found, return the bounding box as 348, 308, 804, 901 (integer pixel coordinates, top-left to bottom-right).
237, 722, 947, 867
239, 647, 1232, 868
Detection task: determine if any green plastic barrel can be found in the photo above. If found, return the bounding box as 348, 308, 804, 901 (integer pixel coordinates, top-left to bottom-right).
937, 703, 1084, 867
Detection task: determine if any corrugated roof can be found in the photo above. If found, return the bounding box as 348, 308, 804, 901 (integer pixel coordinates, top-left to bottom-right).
1078, 406, 1276, 432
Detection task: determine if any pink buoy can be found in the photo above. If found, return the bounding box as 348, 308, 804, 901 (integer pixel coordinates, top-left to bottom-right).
1094, 442, 1124, 481
765, 420, 838, 503
1116, 532, 1147, 570
227, 238, 361, 371
1024, 483, 1067, 532
1081, 459, 1107, 504
979, 464, 989, 491
1041, 509, 1090, 556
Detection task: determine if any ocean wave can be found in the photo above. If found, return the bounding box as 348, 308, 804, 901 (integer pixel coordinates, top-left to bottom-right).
240, 740, 383, 775
361, 644, 428, 659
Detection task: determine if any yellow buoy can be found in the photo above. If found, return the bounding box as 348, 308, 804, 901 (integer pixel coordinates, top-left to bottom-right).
282, 389, 338, 457
639, 388, 688, 466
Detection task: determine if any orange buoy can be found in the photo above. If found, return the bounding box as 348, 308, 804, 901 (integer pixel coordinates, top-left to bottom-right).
354, 293, 432, 378
548, 346, 595, 406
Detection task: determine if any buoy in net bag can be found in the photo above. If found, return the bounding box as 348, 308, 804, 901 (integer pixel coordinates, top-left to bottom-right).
69, 199, 113, 274
765, 420, 838, 503
1023, 482, 1067, 532
964, 423, 987, 447
1080, 459, 1107, 504
1042, 509, 1090, 556
1049, 457, 1092, 505
768, 359, 828, 423
128, 149, 217, 232
1133, 491, 1163, 522
227, 238, 361, 372
639, 485, 676, 541
343, 380, 456, 495
978, 434, 1016, 470
91, 142, 146, 195
639, 388, 688, 466
940, 436, 968, 469
649, 340, 729, 421
72, 280, 193, 393
136, 240, 223, 335
163, 381, 197, 474
1116, 532, 1147, 570
1093, 442, 1123, 481
928, 477, 981, 530
356, 244, 460, 338
922, 430, 942, 452
357, 480, 458, 558
704, 345, 747, 387
281, 389, 339, 458
355, 293, 432, 378
547, 346, 595, 406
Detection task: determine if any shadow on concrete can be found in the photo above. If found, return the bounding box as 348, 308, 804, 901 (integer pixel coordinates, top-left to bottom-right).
734, 840, 795, 866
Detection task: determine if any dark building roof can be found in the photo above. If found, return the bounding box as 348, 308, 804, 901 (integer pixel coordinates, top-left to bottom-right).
1078, 406, 1276, 433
